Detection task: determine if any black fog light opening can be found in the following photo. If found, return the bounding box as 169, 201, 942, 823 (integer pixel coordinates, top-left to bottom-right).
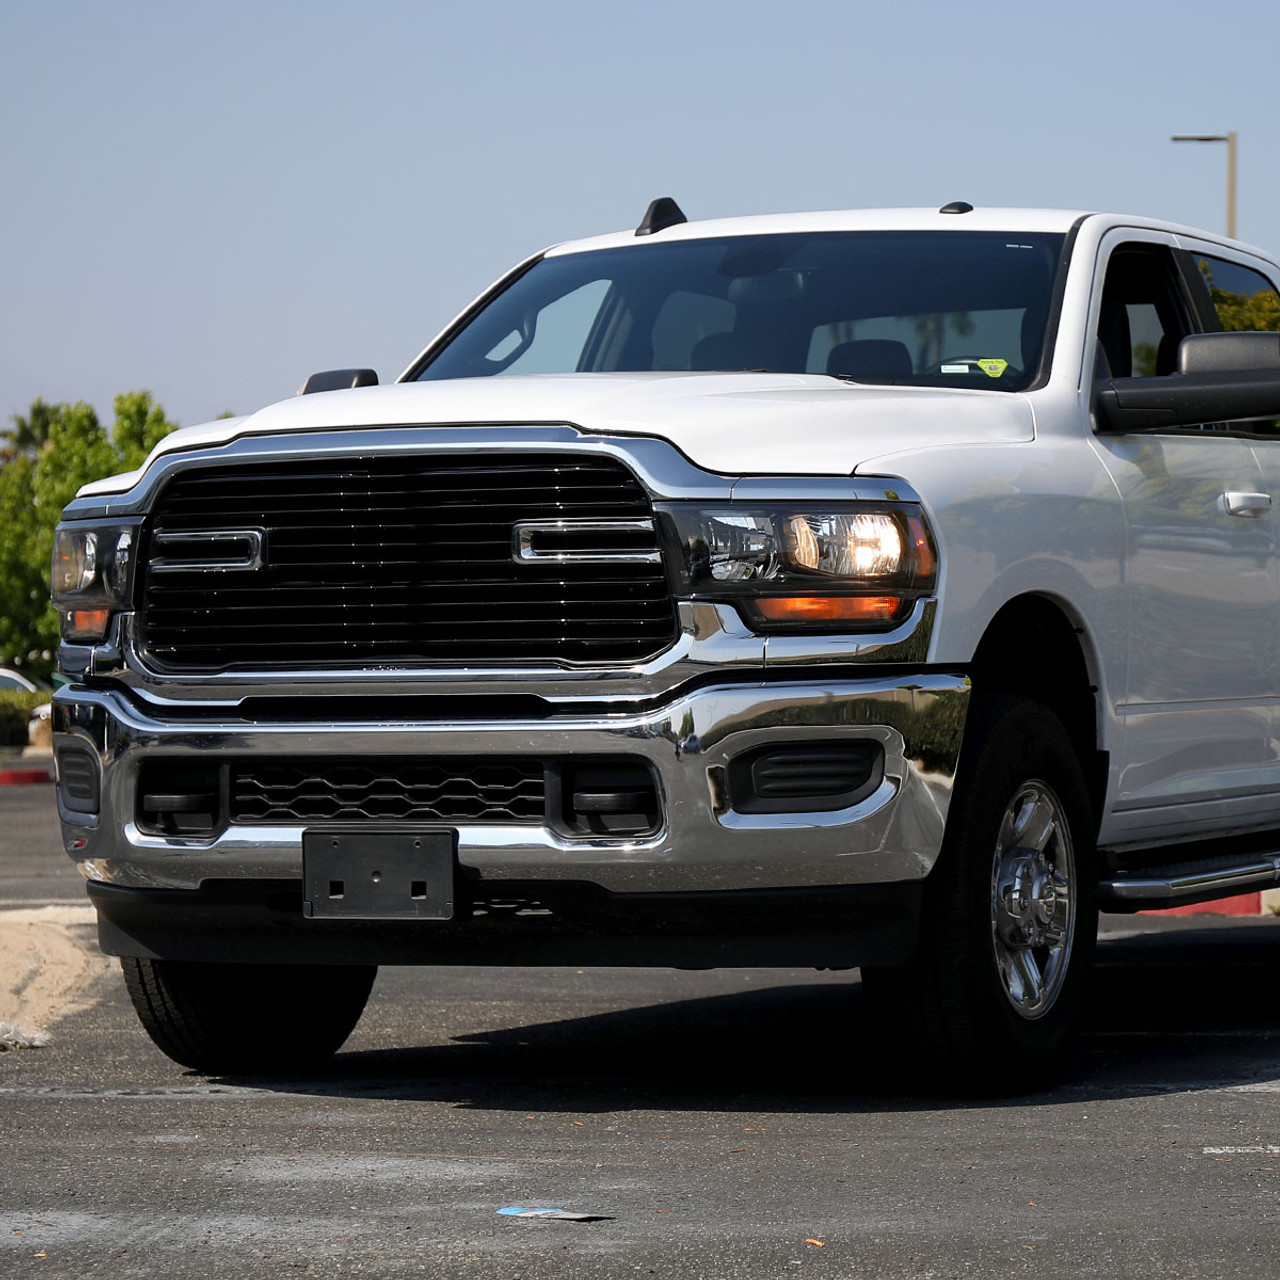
552, 759, 662, 838
136, 760, 227, 836
727, 741, 885, 814
56, 747, 101, 815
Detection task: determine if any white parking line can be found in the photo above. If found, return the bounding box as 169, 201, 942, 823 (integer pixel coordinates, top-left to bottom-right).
0, 1085, 274, 1099
0, 900, 88, 909
1198, 1152, 1280, 1162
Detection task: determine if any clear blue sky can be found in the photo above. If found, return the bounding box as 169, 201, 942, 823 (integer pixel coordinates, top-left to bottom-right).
3, 0, 1278, 432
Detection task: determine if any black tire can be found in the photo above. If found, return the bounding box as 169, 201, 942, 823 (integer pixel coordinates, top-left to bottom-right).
862, 695, 1097, 1093
121, 958, 377, 1075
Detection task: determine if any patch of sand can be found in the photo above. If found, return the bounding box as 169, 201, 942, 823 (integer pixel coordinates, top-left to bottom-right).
0, 906, 111, 1045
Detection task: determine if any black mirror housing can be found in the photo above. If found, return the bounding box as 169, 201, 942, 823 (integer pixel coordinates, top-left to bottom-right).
1179, 331, 1280, 374
1097, 369, 1280, 432
297, 369, 379, 396
1096, 331, 1280, 433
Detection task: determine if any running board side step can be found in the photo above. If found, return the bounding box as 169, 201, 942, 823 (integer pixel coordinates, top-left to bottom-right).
1099, 854, 1280, 912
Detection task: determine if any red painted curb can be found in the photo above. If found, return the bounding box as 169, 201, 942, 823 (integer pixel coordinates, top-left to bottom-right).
0, 767, 52, 786
1141, 892, 1264, 917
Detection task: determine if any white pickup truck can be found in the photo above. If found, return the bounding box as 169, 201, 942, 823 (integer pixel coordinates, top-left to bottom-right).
50, 200, 1280, 1088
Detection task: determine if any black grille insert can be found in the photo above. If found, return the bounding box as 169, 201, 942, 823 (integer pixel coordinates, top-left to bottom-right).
139, 453, 677, 670
232, 759, 546, 825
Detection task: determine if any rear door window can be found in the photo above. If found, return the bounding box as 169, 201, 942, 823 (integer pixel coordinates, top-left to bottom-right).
1195, 255, 1280, 333
1190, 255, 1280, 435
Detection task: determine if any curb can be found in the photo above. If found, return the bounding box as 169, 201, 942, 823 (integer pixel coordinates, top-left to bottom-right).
0, 767, 52, 786
1142, 892, 1266, 918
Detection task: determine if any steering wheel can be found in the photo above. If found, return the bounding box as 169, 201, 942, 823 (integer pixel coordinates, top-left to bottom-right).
923, 356, 1019, 382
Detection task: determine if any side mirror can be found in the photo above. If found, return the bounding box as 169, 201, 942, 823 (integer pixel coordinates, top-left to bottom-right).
1179, 331, 1280, 374
1096, 332, 1280, 433
297, 369, 379, 396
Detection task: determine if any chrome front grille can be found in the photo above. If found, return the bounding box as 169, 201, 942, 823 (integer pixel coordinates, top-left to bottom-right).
137, 452, 678, 670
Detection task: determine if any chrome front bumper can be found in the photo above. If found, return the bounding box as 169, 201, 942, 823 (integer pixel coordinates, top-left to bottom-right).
54, 673, 968, 895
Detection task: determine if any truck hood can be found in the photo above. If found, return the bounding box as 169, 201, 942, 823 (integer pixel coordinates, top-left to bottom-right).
82, 373, 1034, 495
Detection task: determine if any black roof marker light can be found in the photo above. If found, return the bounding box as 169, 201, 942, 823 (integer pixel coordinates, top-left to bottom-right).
939, 201, 974, 215
636, 197, 688, 236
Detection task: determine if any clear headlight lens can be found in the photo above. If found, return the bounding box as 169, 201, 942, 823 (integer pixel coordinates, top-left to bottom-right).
51, 521, 141, 642
658, 503, 935, 631
52, 530, 99, 596
700, 511, 905, 580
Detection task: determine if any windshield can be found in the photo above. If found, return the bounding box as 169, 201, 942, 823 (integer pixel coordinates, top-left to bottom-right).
415, 231, 1065, 392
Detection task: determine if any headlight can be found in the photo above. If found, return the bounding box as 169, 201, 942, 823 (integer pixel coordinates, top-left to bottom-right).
51, 520, 142, 643
657, 503, 935, 630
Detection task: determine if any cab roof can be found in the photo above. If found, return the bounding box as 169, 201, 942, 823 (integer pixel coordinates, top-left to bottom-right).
544, 206, 1263, 259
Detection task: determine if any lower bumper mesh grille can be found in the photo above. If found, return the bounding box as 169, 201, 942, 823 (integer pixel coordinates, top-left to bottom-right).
231, 759, 545, 824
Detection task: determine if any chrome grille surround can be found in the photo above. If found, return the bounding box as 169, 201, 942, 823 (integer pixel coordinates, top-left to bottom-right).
137, 452, 678, 671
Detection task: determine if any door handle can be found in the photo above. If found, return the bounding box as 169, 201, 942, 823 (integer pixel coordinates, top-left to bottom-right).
1224, 491, 1273, 517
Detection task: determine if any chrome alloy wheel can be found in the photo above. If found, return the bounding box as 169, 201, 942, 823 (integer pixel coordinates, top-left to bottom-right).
990, 780, 1076, 1020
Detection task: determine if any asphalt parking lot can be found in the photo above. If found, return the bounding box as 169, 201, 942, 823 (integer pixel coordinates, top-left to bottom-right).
4, 780, 1280, 1278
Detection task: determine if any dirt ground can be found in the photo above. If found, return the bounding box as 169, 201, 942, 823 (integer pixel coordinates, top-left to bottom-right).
0, 905, 109, 1047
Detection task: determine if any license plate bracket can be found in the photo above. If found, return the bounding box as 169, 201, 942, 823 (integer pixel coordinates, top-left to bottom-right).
302, 827, 455, 920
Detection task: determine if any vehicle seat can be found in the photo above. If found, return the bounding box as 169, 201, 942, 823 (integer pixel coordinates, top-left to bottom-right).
690, 332, 765, 371
1097, 300, 1132, 378
826, 339, 913, 380
1155, 332, 1180, 375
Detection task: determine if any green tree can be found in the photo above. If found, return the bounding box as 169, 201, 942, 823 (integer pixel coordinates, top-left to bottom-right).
0, 398, 58, 462
0, 453, 45, 669
112, 390, 182, 471
1209, 287, 1280, 333
0, 392, 179, 674
1197, 258, 1280, 333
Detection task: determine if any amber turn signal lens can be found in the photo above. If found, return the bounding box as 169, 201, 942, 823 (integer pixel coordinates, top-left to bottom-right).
907, 515, 935, 580
754, 596, 903, 624
64, 608, 112, 642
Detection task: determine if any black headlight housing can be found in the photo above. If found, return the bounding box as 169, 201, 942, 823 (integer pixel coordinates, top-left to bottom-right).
656, 502, 936, 632
50, 519, 143, 643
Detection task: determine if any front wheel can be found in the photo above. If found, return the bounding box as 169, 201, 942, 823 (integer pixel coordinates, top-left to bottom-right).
121, 958, 377, 1075
862, 695, 1097, 1092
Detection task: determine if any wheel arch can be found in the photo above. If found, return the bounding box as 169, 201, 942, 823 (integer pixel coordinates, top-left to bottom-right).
967, 592, 1108, 832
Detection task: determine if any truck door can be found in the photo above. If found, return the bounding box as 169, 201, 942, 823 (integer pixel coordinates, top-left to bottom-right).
1089, 234, 1280, 842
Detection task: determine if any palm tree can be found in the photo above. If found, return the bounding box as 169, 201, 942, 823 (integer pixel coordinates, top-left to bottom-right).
1, 399, 57, 463
912, 313, 975, 369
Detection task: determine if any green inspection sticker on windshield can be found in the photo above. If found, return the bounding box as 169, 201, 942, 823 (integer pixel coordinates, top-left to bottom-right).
977, 358, 1008, 378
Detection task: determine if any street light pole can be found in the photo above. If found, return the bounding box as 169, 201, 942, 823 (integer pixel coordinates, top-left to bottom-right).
1171, 132, 1238, 239
1227, 130, 1238, 239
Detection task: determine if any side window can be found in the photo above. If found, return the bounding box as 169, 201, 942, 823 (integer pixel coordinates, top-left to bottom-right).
1196, 255, 1280, 333
1196, 256, 1280, 435
1095, 246, 1193, 379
